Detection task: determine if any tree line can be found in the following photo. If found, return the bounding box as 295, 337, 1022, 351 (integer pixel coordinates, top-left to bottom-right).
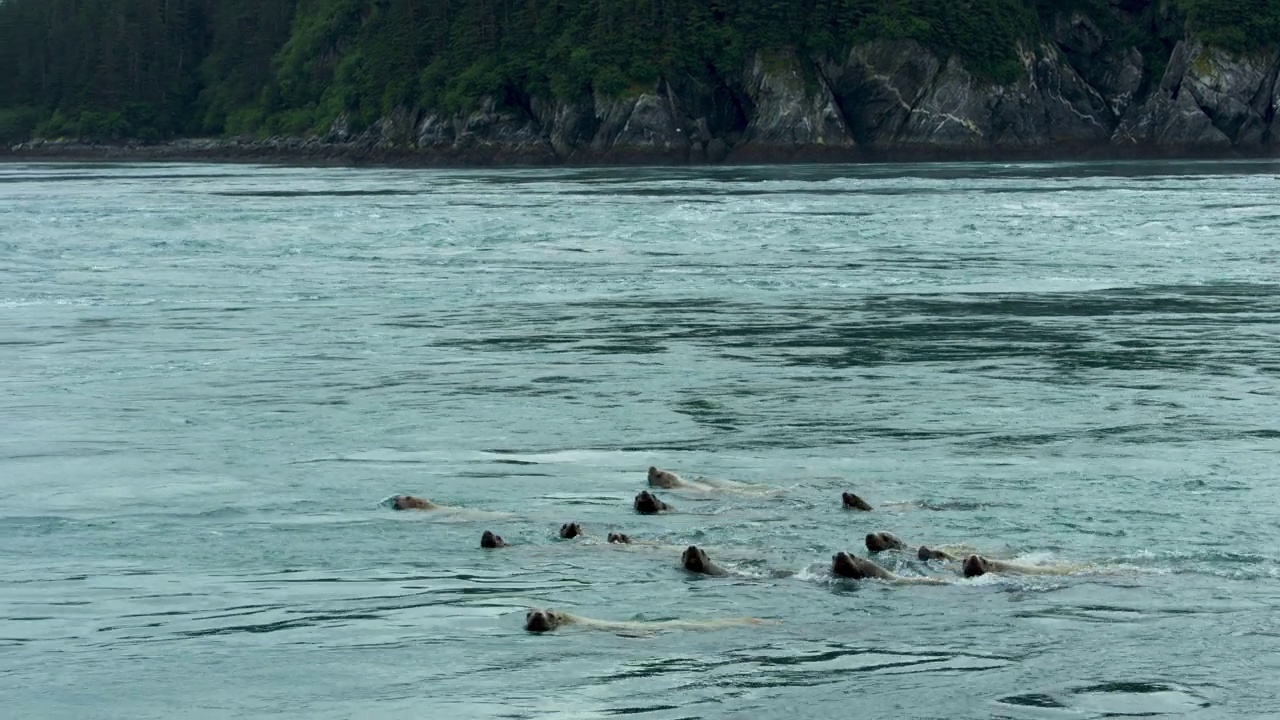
1, 0, 1276, 144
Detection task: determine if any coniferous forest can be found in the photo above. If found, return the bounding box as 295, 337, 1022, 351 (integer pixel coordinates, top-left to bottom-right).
1, 0, 1278, 152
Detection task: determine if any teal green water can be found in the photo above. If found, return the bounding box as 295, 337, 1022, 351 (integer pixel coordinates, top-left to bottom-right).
3, 160, 1280, 719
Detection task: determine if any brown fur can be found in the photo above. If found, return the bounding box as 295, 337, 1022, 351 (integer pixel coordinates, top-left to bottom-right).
831, 551, 897, 581
917, 545, 956, 562
960, 554, 1073, 578
634, 491, 673, 514
842, 492, 873, 511
648, 466, 684, 489
480, 530, 508, 548
865, 531, 906, 553
681, 545, 729, 576
392, 495, 436, 511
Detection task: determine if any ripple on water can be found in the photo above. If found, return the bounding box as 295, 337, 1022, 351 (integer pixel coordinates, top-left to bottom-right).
996, 681, 1213, 719
5, 162, 1280, 718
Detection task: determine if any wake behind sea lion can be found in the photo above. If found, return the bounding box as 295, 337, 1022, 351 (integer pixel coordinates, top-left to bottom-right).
962, 554, 1083, 578
523, 607, 769, 636
831, 552, 950, 586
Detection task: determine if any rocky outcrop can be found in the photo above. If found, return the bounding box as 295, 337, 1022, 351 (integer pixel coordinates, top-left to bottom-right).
1118, 40, 1280, 150
589, 89, 692, 163
816, 38, 1114, 156
10, 30, 1280, 166
735, 51, 856, 160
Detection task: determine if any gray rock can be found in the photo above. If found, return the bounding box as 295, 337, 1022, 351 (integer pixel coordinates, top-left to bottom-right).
590, 87, 691, 162
819, 40, 941, 146
738, 50, 854, 156
821, 40, 1111, 152
530, 97, 596, 159
373, 106, 418, 148
1119, 40, 1277, 149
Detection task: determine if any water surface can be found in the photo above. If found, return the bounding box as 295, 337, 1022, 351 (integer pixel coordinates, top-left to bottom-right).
3, 159, 1280, 718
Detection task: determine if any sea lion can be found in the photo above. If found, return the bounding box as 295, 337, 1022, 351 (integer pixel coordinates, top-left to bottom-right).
559, 522, 583, 539
831, 551, 951, 585
480, 530, 508, 548
647, 466, 775, 494
681, 545, 729, 577
962, 554, 1076, 578
525, 608, 568, 633
392, 495, 436, 511
865, 531, 907, 553
607, 532, 632, 544
647, 466, 686, 489
917, 545, 957, 562
831, 551, 897, 581
523, 607, 769, 635
842, 492, 873, 511
634, 490, 673, 514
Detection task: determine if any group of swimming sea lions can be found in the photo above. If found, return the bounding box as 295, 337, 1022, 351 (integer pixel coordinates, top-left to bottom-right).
391, 465, 1080, 634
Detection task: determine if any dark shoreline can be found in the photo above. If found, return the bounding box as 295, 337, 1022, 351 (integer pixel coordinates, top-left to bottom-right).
5, 138, 1279, 170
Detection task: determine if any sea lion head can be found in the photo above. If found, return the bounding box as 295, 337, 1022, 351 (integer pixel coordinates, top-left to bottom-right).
392, 495, 433, 511
634, 491, 670, 514
648, 466, 679, 489
480, 530, 507, 548
607, 532, 632, 544
681, 545, 713, 574
559, 522, 583, 539
917, 545, 947, 562
963, 554, 991, 578
865, 531, 906, 553
831, 551, 871, 579
524, 608, 563, 633
842, 492, 873, 511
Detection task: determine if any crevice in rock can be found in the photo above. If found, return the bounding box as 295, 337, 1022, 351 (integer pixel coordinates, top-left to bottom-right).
891, 60, 946, 144
1256, 51, 1280, 145
811, 57, 863, 146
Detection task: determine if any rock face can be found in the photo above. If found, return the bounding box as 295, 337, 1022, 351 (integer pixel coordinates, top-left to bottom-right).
11, 20, 1280, 165
735, 51, 856, 160
1118, 40, 1280, 150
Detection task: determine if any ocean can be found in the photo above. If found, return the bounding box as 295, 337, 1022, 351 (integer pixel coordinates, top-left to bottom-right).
3, 159, 1279, 718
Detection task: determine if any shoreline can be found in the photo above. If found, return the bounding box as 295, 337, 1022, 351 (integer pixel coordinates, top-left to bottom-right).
5, 138, 1279, 170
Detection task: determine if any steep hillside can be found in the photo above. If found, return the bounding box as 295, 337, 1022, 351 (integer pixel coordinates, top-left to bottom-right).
3, 0, 1279, 162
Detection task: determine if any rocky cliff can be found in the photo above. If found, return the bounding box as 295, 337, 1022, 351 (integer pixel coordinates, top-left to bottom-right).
12, 15, 1280, 165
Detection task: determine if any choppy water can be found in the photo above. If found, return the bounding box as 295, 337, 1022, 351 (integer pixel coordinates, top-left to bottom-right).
3, 159, 1280, 719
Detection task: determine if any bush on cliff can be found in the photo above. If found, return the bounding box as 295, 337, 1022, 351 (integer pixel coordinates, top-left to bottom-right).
0, 0, 1277, 143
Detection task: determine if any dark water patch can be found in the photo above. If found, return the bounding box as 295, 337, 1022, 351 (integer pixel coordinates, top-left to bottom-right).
0, 172, 261, 183
917, 500, 1021, 511
998, 682, 1211, 718
176, 618, 318, 637
210, 189, 420, 197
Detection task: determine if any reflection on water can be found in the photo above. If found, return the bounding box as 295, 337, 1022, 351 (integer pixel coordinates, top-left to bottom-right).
2, 160, 1279, 718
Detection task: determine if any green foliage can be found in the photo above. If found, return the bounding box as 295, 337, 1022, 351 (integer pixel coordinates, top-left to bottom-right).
1176, 0, 1280, 54
0, 107, 43, 144
1, 0, 1278, 142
